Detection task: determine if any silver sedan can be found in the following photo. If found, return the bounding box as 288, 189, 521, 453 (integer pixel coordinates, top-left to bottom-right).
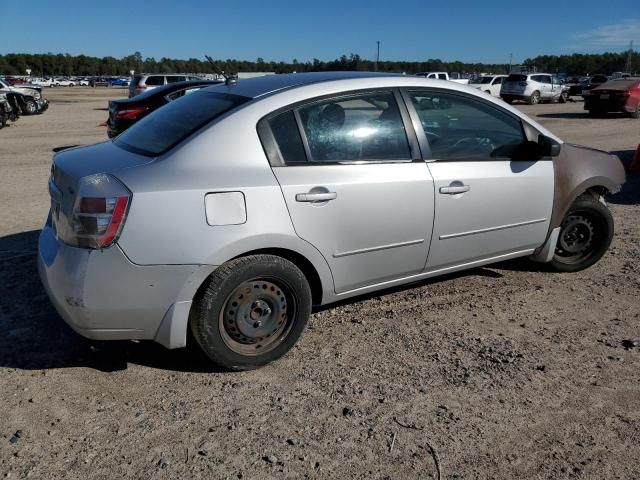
39, 72, 625, 370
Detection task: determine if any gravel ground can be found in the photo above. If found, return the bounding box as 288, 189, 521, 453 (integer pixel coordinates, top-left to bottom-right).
0, 89, 639, 479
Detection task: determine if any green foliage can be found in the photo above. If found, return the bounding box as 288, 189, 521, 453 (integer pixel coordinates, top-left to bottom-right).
0, 51, 637, 76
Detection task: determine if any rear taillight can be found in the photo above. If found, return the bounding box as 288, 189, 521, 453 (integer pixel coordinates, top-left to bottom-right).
115, 106, 149, 120
134, 86, 146, 93
62, 174, 131, 249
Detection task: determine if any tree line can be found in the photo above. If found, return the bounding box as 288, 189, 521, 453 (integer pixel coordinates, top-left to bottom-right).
0, 51, 637, 77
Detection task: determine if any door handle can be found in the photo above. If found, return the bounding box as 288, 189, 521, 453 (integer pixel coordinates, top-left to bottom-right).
295, 192, 337, 202
439, 185, 470, 194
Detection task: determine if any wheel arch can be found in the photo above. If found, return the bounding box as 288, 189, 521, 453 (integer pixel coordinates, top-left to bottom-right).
228, 247, 325, 307
550, 144, 626, 231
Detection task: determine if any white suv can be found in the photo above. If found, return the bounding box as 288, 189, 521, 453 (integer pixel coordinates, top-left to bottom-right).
128, 74, 202, 97
501, 73, 566, 105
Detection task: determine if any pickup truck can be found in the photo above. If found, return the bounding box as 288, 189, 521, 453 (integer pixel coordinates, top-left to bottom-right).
415, 72, 469, 85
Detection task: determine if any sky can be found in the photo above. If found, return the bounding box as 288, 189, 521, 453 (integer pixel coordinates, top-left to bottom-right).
1, 1, 639, 64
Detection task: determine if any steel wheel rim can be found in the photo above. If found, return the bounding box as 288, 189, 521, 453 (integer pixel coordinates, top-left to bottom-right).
555, 212, 601, 264
531, 92, 540, 104
219, 278, 295, 356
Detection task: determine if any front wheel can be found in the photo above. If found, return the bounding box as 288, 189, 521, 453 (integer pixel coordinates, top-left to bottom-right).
190, 255, 312, 370
22, 100, 37, 115
549, 195, 614, 272
559, 91, 568, 103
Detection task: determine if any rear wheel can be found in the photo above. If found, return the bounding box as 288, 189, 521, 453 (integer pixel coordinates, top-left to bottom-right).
549, 195, 614, 272
0, 109, 7, 129
502, 96, 513, 104
528, 91, 541, 105
630, 103, 640, 119
190, 255, 312, 370
559, 91, 568, 103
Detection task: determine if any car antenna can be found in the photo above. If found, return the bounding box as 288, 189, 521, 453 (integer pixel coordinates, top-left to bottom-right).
205, 55, 238, 85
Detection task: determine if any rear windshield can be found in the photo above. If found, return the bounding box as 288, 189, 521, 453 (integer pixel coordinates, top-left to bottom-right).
115, 91, 250, 156
594, 79, 640, 91
506, 74, 527, 82
130, 75, 142, 88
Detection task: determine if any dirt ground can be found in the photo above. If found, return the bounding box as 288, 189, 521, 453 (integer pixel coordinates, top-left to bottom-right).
0, 88, 639, 480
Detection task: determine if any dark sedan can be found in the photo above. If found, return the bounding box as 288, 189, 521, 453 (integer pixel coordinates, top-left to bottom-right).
106, 80, 222, 138
584, 78, 640, 118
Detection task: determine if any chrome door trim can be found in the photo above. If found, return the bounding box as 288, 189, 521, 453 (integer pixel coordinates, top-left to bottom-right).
333, 238, 425, 258
439, 218, 547, 240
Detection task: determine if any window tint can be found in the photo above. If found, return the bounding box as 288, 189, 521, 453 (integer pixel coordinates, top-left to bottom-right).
507, 74, 527, 82
438, 74, 447, 80
145, 75, 164, 86
130, 76, 142, 88
167, 75, 186, 83
540, 75, 551, 84
493, 77, 503, 85
268, 111, 307, 163
409, 91, 525, 161
297, 92, 411, 162
115, 92, 250, 156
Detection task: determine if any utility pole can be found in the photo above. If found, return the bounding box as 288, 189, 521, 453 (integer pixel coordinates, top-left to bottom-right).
624, 40, 634, 73
375, 41, 380, 72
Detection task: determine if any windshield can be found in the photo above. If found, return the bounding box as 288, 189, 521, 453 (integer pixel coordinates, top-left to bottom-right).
115, 91, 250, 156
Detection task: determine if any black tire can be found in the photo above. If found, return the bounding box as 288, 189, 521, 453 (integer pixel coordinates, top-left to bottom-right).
190, 255, 312, 370
630, 103, 640, 119
528, 91, 541, 105
0, 109, 6, 129
549, 195, 614, 272
22, 100, 37, 115
559, 92, 568, 103
501, 96, 513, 104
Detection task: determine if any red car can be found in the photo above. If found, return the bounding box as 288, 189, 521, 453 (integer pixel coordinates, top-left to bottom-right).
2, 77, 24, 86
584, 78, 640, 118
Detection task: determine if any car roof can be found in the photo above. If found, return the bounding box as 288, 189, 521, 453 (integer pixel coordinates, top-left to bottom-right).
201, 71, 403, 99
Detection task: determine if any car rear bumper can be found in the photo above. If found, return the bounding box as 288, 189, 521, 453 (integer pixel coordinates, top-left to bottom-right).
584, 97, 630, 112
38, 221, 215, 347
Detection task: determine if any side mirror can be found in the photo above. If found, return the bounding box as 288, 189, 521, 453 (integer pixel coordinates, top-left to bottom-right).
538, 134, 561, 157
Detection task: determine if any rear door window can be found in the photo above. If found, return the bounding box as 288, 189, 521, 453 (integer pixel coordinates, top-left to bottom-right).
145, 75, 164, 86
296, 92, 411, 162
115, 92, 250, 156
167, 76, 186, 83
